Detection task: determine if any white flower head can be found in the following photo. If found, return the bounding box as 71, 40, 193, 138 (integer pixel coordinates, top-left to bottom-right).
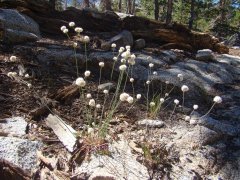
136, 94, 141, 99
130, 78, 134, 83
150, 102, 156, 107
193, 105, 198, 110
126, 45, 131, 50
60, 26, 66, 31
181, 85, 189, 92
111, 43, 116, 48
149, 63, 154, 68
75, 27, 83, 33
75, 77, 86, 87
130, 54, 136, 60
103, 89, 109, 94
25, 74, 30, 78
121, 59, 126, 63
153, 71, 158, 75
63, 28, 69, 34
165, 81, 169, 84
73, 42, 78, 48
99, 62, 104, 68
119, 47, 125, 53
83, 36, 90, 43
84, 70, 91, 77
185, 116, 191, 121
213, 96, 222, 104
120, 93, 129, 102
119, 64, 127, 71
165, 93, 169, 97
160, 98, 165, 103
86, 93, 92, 99
128, 58, 135, 65
27, 83, 32, 88
113, 57, 118, 61
127, 96, 134, 104
89, 99, 96, 107
174, 99, 179, 105
96, 104, 101, 109
10, 56, 17, 62
121, 51, 131, 59
146, 80, 150, 85
69, 22, 75, 27
177, 74, 183, 81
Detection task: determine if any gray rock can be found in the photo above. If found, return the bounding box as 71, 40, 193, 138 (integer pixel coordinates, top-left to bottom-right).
215, 54, 240, 67
0, 9, 40, 43
98, 82, 115, 91
109, 30, 133, 48
0, 137, 41, 171
137, 119, 164, 128
196, 49, 214, 61
180, 125, 221, 147
0, 117, 27, 137
75, 138, 149, 179
134, 39, 145, 50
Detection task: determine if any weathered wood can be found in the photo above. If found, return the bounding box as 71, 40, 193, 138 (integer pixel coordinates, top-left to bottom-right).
45, 114, 77, 152
53, 84, 79, 103
0, 159, 31, 180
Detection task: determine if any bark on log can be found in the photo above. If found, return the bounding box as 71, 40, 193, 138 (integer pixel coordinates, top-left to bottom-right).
0, 0, 228, 53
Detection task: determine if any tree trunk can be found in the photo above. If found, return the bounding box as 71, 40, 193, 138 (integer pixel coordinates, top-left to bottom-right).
166, 0, 173, 24
49, 0, 56, 10
132, 0, 136, 15
127, 0, 132, 14
220, 0, 226, 23
154, 0, 159, 20
64, 0, 67, 10
188, 0, 194, 29
101, 0, 112, 11
82, 0, 90, 8
118, 0, 122, 12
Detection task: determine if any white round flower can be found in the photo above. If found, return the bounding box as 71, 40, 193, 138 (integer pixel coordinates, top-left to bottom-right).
27, 83, 32, 88
165, 93, 169, 97
69, 22, 75, 27
121, 51, 131, 58
84, 70, 91, 77
119, 47, 125, 53
119, 64, 127, 71
136, 94, 141, 99
96, 104, 101, 109
73, 42, 78, 48
99, 62, 104, 67
128, 58, 135, 65
10, 56, 16, 62
213, 96, 222, 104
75, 77, 86, 87
153, 71, 158, 75
83, 36, 90, 43
86, 93, 92, 99
193, 105, 198, 110
88, 127, 94, 134
75, 27, 83, 33
177, 74, 183, 81
60, 26, 66, 31
146, 80, 150, 85
24, 74, 30, 78
126, 45, 131, 50
89, 99, 96, 107
121, 59, 126, 63
181, 85, 189, 92
160, 98, 165, 103
63, 28, 69, 34
185, 116, 191, 121
103, 89, 109, 94
149, 63, 154, 68
174, 99, 179, 105
120, 93, 129, 102
130, 78, 134, 83
150, 102, 156, 107
127, 96, 134, 104
130, 54, 136, 60
111, 43, 116, 48
113, 57, 118, 61
165, 81, 169, 84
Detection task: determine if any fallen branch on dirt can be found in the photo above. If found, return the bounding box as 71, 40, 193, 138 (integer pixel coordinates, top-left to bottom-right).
45, 114, 77, 152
